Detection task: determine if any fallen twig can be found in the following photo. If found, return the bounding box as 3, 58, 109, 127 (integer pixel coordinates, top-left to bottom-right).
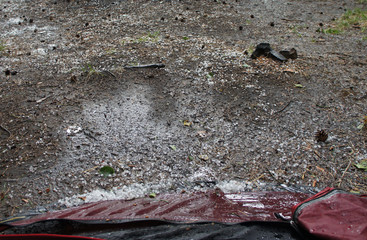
0, 125, 11, 136
0, 179, 18, 182
272, 101, 293, 116
83, 166, 98, 173
36, 96, 50, 103
266, 168, 284, 185
124, 64, 165, 69
313, 150, 322, 159
338, 159, 353, 188
101, 70, 116, 78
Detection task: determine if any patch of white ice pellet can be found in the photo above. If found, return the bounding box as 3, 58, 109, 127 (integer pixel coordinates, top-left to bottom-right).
216, 180, 253, 193
59, 182, 172, 207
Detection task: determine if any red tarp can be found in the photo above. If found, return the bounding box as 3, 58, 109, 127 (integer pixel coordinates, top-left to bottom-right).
10, 190, 310, 226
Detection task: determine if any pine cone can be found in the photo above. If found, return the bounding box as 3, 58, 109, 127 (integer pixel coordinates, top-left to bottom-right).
315, 129, 328, 142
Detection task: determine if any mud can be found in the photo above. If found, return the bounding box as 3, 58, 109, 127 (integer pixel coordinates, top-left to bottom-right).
0, 0, 367, 218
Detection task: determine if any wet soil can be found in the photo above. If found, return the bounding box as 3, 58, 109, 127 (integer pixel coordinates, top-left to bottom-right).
1, 0, 367, 218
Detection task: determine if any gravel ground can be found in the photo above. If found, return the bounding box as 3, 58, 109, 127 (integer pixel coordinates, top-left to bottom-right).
0, 0, 367, 218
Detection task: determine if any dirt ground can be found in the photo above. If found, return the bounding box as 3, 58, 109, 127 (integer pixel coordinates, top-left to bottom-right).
1, 0, 366, 218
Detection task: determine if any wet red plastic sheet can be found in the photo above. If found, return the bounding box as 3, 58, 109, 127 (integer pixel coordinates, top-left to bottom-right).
0, 234, 103, 240
12, 190, 310, 226
292, 188, 367, 240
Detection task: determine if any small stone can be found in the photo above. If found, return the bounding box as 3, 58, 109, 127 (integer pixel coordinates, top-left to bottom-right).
251, 43, 271, 59
279, 48, 297, 60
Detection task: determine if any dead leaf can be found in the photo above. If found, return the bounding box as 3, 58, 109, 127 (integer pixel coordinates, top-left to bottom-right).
312, 180, 317, 187
170, 145, 177, 151
183, 120, 192, 126
355, 159, 367, 171
283, 68, 295, 73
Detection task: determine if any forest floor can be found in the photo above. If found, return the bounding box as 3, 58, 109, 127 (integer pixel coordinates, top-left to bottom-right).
1, 0, 366, 218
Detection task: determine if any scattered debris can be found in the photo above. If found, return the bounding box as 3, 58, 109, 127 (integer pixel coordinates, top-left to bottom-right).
251, 43, 286, 61
251, 43, 298, 61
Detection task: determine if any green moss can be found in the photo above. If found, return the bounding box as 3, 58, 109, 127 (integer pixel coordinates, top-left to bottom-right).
82, 64, 99, 76
338, 8, 367, 31
322, 8, 367, 35
136, 31, 161, 43
323, 28, 342, 34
